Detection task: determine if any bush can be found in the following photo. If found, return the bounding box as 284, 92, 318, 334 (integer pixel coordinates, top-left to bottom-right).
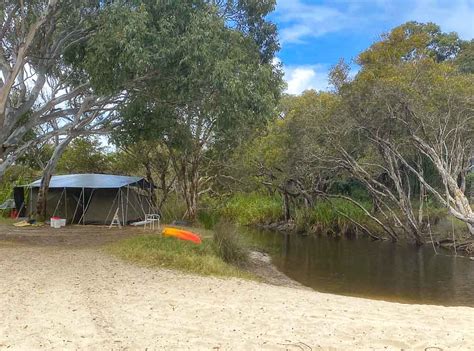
213, 221, 248, 266
197, 210, 220, 229
220, 193, 282, 225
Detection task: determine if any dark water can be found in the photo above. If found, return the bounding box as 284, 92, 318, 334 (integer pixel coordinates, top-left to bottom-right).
242, 228, 474, 306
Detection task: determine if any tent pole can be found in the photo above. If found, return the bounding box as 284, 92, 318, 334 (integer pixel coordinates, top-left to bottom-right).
123, 189, 141, 220
137, 189, 146, 218
104, 189, 120, 225
79, 189, 95, 225
120, 188, 125, 226
29, 186, 33, 218
64, 188, 67, 223
125, 186, 130, 224
82, 188, 86, 225
52, 188, 65, 217
72, 189, 83, 224
82, 188, 85, 225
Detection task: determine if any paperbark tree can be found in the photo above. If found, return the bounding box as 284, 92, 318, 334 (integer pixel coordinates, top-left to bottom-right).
380, 77, 474, 235
0, 1, 121, 180
337, 21, 474, 238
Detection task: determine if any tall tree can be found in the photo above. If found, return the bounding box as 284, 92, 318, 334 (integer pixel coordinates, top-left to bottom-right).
0, 1, 125, 180
332, 22, 474, 239
110, 0, 283, 220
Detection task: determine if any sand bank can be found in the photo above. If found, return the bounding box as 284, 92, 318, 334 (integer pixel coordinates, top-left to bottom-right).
1, 244, 473, 350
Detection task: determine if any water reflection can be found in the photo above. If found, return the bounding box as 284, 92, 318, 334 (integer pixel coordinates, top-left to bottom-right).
242, 228, 474, 306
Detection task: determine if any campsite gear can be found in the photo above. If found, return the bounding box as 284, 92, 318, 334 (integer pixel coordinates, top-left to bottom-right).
50, 217, 66, 228
14, 174, 155, 225
171, 220, 191, 226
10, 209, 18, 219
50, 217, 61, 229
132, 214, 161, 229
109, 208, 122, 229
13, 219, 40, 227
162, 227, 202, 244
144, 214, 160, 230
13, 220, 30, 227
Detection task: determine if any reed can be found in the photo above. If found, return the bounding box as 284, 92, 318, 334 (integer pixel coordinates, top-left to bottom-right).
220, 193, 282, 225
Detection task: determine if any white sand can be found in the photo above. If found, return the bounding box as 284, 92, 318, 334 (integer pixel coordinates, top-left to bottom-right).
0, 246, 473, 350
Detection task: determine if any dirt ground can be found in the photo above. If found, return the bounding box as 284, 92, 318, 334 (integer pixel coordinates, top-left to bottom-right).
1, 224, 474, 350
0, 223, 145, 247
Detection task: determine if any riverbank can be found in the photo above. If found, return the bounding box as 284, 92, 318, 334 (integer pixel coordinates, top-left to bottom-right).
217, 193, 474, 252
1, 244, 473, 350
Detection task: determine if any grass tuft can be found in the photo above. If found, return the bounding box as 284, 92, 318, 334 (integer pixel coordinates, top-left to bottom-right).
213, 221, 248, 266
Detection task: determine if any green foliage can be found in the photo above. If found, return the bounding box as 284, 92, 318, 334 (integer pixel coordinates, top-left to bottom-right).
107, 235, 252, 278
92, 0, 282, 146
57, 138, 112, 174
294, 199, 371, 236
358, 21, 464, 67
213, 221, 248, 266
221, 193, 282, 225
0, 165, 37, 204
89, 1, 282, 220
456, 40, 474, 73
197, 210, 220, 230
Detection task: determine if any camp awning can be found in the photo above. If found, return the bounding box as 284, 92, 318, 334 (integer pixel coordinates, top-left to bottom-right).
26, 174, 151, 189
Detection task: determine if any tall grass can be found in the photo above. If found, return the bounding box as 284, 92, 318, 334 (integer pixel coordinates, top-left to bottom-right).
213, 221, 248, 266
295, 199, 372, 236
197, 210, 220, 229
220, 193, 282, 226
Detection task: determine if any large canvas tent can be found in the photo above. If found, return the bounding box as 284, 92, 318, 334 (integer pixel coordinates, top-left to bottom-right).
14, 174, 156, 225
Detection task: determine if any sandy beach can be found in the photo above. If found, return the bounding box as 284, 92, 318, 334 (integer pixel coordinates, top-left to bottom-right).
0, 238, 473, 351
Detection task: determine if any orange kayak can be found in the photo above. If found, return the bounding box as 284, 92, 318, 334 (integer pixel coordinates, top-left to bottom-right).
162, 227, 202, 244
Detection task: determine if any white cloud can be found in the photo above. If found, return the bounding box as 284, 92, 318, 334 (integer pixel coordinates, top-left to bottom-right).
274, 0, 474, 45
405, 0, 474, 39
275, 0, 370, 44
281, 61, 360, 95
283, 64, 329, 95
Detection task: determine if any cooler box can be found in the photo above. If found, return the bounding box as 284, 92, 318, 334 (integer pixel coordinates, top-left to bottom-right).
50, 217, 64, 228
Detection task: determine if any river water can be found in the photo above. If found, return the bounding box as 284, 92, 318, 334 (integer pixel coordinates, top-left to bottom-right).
242, 228, 474, 306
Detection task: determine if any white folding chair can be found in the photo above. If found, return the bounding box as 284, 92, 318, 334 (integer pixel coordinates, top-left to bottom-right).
144, 214, 160, 231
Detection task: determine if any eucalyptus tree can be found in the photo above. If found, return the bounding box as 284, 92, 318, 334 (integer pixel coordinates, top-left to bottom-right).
0, 1, 127, 181
108, 0, 283, 219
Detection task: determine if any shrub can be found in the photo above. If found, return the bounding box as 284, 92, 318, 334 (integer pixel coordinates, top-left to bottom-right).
213, 221, 248, 266
197, 210, 220, 229
220, 193, 282, 225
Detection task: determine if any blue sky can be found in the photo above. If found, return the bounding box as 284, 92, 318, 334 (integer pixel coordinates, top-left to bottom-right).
271, 0, 474, 94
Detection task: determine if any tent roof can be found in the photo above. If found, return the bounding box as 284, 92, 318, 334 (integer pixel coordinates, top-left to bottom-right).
26, 174, 150, 189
